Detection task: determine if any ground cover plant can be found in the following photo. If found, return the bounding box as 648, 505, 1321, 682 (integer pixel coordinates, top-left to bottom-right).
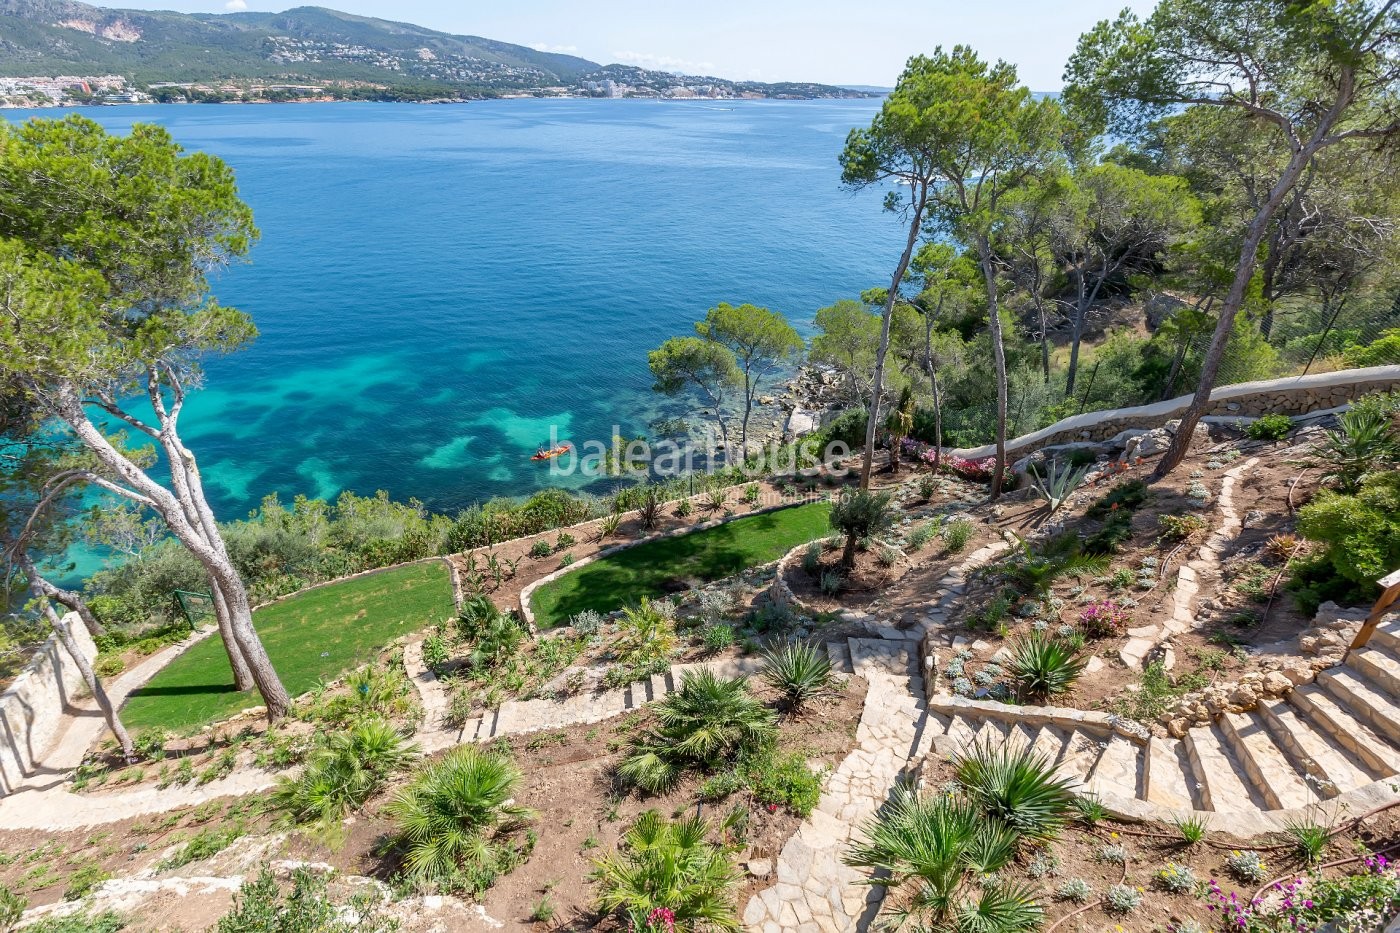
120, 562, 455, 733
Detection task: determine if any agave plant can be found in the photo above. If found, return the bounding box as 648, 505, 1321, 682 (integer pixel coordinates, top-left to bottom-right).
760, 641, 834, 713
385, 744, 534, 889
273, 717, 419, 825
1009, 632, 1088, 703
953, 740, 1075, 845
618, 670, 777, 794
1029, 458, 1092, 515
591, 810, 741, 931
844, 786, 1042, 932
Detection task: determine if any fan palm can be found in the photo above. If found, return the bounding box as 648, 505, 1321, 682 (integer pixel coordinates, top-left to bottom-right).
844, 786, 1041, 932
385, 744, 534, 887
1317, 407, 1399, 493
273, 716, 419, 825
953, 740, 1075, 844
592, 810, 741, 931
618, 670, 777, 794
1004, 535, 1108, 598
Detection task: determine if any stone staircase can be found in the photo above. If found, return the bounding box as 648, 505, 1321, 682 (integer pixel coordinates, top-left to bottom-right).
927, 617, 1400, 836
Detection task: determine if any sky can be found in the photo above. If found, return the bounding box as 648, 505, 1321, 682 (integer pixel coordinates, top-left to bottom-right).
112, 0, 1159, 89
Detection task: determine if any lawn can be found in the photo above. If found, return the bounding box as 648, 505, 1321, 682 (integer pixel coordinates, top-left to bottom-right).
120, 560, 456, 733
530, 501, 833, 628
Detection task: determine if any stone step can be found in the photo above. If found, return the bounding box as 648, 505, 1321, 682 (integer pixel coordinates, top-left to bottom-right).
944, 713, 977, 747
1029, 725, 1070, 769
826, 641, 855, 676
1220, 712, 1313, 810
1318, 667, 1400, 747
1350, 647, 1400, 701
1288, 685, 1400, 779
476, 708, 500, 741
1144, 736, 1196, 810
1367, 616, 1400, 655
1006, 723, 1038, 754
848, 637, 917, 678
1258, 699, 1373, 797
1086, 735, 1141, 800
1186, 725, 1264, 813
459, 717, 483, 744
648, 671, 672, 702
1055, 731, 1101, 789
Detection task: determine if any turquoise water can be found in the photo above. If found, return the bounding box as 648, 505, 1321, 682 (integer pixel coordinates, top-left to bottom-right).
8, 99, 896, 518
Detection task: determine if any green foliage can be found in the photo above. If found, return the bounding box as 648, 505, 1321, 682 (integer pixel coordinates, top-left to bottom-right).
844, 786, 1040, 933
1247, 414, 1294, 441
759, 641, 834, 713
385, 745, 534, 894
0, 884, 22, 932
1157, 513, 1207, 543
1283, 818, 1329, 865
702, 624, 735, 653
216, 867, 399, 932
1008, 633, 1087, 702
745, 750, 824, 817
1173, 813, 1208, 847
529, 538, 553, 559
829, 489, 896, 569
953, 741, 1075, 844
273, 717, 418, 826
943, 518, 976, 552
1297, 471, 1400, 588
22, 913, 126, 933
591, 810, 741, 932
156, 824, 246, 872
618, 671, 777, 795
1004, 535, 1109, 597
1028, 459, 1091, 513
1110, 661, 1207, 722
1085, 480, 1148, 518
611, 599, 679, 670
1315, 406, 1399, 494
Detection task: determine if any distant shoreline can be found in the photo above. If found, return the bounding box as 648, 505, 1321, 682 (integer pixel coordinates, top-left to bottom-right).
0, 94, 877, 111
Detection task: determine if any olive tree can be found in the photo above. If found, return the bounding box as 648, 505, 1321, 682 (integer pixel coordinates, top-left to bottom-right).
1065, 0, 1400, 476
0, 117, 291, 717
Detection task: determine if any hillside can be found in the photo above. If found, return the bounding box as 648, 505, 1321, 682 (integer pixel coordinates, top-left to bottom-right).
0, 0, 871, 99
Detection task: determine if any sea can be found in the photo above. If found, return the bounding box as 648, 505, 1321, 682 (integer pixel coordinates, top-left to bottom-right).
5, 98, 898, 529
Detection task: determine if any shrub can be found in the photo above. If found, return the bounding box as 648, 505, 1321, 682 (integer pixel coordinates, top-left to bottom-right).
590, 810, 740, 932
944, 456, 1012, 486
829, 489, 896, 570
1009, 633, 1087, 703
64, 863, 111, 901
570, 609, 603, 636
637, 487, 665, 531
953, 741, 1075, 844
1297, 471, 1400, 587
1155, 862, 1197, 894
555, 532, 576, 551
1225, 849, 1268, 883
917, 474, 937, 500
456, 597, 526, 671
612, 599, 679, 669
1085, 508, 1136, 555
818, 571, 844, 596
0, 885, 21, 931
801, 540, 822, 575
1055, 877, 1093, 903
702, 624, 735, 653
529, 539, 553, 559
844, 787, 1041, 932
1005, 535, 1109, 597
1157, 513, 1207, 543
1086, 480, 1148, 518
385, 745, 534, 893
1316, 406, 1399, 494
1105, 883, 1143, 914
23, 912, 126, 933
906, 521, 937, 552
704, 486, 729, 511
617, 671, 777, 794
1284, 817, 1329, 864
674, 497, 694, 518
1078, 599, 1131, 638
942, 518, 975, 553
216, 866, 399, 932
746, 750, 823, 817
273, 717, 418, 826
760, 641, 834, 713
599, 512, 623, 538
743, 484, 760, 504
1246, 413, 1294, 441
421, 633, 448, 674
1173, 813, 1207, 847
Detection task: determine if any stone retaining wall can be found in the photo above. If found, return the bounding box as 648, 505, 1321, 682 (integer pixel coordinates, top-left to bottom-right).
952, 364, 1400, 462
0, 614, 95, 797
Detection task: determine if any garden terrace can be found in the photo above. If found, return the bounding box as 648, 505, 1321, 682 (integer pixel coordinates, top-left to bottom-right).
120, 561, 456, 733
526, 500, 833, 628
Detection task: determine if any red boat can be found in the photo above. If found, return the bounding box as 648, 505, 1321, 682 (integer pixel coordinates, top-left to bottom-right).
531, 442, 573, 461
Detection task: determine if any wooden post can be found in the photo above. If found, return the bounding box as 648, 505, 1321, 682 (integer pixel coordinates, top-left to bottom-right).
1349, 568, 1400, 650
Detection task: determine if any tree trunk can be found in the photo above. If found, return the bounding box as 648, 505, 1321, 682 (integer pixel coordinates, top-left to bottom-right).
1154, 145, 1330, 478
210, 581, 255, 692
29, 576, 104, 638
860, 184, 929, 489
978, 239, 1010, 500
740, 371, 753, 459
52, 389, 291, 719
1065, 268, 1088, 397
841, 534, 858, 571
42, 600, 133, 760
1035, 295, 1051, 382
930, 365, 944, 472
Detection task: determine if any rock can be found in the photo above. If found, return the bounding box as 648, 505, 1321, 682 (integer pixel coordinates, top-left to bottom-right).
1262, 671, 1294, 697
1283, 666, 1314, 686
757, 395, 776, 406
1228, 684, 1258, 709
1084, 656, 1106, 675
746, 858, 773, 879
1167, 717, 1190, 739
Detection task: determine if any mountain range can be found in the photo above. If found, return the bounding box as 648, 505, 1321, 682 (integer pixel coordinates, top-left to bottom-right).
0, 0, 871, 100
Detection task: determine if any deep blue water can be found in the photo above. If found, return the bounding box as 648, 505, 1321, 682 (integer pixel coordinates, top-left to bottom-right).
7, 99, 896, 519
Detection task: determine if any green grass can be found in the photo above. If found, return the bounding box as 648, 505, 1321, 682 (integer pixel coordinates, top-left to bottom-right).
530, 501, 832, 627
120, 561, 455, 733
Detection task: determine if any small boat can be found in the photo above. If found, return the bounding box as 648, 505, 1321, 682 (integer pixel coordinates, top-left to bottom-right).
531, 442, 573, 462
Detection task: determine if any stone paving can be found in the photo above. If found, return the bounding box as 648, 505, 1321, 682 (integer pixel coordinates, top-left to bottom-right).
1119, 457, 1258, 669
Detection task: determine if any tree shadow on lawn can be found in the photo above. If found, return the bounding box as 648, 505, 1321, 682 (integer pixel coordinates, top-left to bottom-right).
536, 510, 807, 625
127, 683, 240, 698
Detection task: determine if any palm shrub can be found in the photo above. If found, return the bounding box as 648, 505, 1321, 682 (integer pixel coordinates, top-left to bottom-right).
844, 787, 1041, 933
273, 716, 419, 825
1009, 633, 1087, 703
592, 810, 741, 932
953, 740, 1075, 844
1005, 535, 1109, 599
760, 641, 834, 713
385, 745, 534, 894
612, 598, 679, 668
829, 489, 896, 570
637, 486, 665, 531
618, 670, 778, 794
1316, 406, 1399, 493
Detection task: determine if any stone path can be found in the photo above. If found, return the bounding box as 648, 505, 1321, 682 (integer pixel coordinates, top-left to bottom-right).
1120, 457, 1258, 669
